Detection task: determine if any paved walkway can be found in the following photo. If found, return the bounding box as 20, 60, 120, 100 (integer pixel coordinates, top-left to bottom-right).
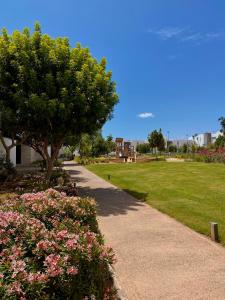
64, 162, 225, 300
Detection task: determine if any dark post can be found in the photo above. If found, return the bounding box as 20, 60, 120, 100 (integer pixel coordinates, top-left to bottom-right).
210, 222, 219, 242
107, 174, 111, 181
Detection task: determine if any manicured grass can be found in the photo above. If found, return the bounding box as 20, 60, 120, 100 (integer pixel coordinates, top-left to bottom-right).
87, 162, 225, 244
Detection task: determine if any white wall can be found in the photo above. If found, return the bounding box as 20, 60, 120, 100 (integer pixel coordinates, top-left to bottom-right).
0, 138, 16, 166
0, 138, 51, 166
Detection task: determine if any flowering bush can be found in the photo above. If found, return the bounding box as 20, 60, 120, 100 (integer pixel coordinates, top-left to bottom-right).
195, 148, 225, 163
0, 189, 115, 299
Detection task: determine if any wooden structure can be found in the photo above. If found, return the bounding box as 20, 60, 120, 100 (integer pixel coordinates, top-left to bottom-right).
115, 138, 136, 162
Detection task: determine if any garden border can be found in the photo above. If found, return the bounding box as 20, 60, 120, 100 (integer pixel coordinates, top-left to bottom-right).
108, 265, 127, 300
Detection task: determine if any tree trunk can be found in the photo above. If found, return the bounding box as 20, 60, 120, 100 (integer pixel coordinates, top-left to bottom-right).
5, 147, 11, 163
46, 158, 55, 181
44, 142, 63, 182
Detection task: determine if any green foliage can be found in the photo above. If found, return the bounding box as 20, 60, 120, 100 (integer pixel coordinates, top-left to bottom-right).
62, 146, 76, 160
191, 143, 197, 153
79, 134, 93, 158
0, 157, 16, 182
136, 143, 150, 154
0, 23, 118, 178
168, 144, 177, 153
76, 156, 96, 165
181, 143, 188, 153
219, 116, 225, 134
215, 135, 225, 148
79, 131, 115, 158
148, 129, 165, 152
76, 156, 110, 165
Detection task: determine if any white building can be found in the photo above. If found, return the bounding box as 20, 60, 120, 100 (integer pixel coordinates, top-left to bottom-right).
191, 131, 222, 147
0, 137, 46, 166
0, 137, 16, 165
192, 133, 212, 147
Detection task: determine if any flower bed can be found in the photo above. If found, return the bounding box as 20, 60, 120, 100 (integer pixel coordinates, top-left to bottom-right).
0, 189, 115, 300
195, 148, 225, 163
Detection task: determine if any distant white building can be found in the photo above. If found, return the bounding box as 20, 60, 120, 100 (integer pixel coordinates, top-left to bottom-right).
190, 131, 222, 147
126, 140, 147, 150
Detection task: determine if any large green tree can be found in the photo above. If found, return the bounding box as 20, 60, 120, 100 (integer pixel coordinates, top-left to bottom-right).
0, 23, 118, 178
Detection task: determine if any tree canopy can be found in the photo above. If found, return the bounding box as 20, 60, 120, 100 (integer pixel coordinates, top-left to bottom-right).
0, 23, 118, 178
148, 129, 165, 153
79, 131, 115, 158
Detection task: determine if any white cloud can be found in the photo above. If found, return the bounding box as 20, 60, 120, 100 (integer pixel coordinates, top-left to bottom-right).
138, 112, 154, 119
148, 26, 225, 44
148, 27, 186, 40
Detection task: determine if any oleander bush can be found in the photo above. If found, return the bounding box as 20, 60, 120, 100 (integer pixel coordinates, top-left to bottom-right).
175, 148, 225, 163
195, 148, 225, 163
0, 189, 115, 300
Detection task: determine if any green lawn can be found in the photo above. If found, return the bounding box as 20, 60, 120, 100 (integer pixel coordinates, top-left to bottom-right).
87, 162, 225, 244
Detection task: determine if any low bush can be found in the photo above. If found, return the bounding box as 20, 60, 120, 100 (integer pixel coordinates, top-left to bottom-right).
0, 189, 115, 299
76, 157, 110, 166
195, 148, 225, 163
175, 148, 225, 164
0, 157, 16, 182
76, 156, 95, 165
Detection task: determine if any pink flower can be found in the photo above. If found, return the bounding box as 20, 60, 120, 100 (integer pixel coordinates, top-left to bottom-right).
67, 266, 78, 275
27, 272, 48, 283
44, 254, 61, 267
7, 281, 23, 295
56, 230, 68, 240
66, 238, 78, 249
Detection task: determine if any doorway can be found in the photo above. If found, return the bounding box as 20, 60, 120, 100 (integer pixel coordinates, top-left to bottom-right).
16, 145, 21, 164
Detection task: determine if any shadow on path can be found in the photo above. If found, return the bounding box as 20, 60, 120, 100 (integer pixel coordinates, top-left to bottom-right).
64, 162, 148, 217
77, 185, 146, 217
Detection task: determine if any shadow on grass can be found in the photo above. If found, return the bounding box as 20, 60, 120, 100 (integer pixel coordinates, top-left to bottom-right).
123, 189, 148, 202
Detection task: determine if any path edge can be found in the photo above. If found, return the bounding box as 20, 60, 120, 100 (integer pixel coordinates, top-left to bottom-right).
108, 265, 128, 300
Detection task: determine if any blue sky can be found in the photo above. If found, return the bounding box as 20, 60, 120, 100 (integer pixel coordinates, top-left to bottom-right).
1, 0, 225, 140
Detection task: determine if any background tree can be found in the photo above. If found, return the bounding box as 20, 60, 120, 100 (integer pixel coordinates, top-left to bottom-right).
0, 23, 118, 179
148, 129, 165, 153
136, 143, 150, 154
105, 134, 116, 155
215, 135, 225, 148
181, 143, 188, 153
219, 117, 225, 134
78, 131, 115, 158
168, 144, 177, 153
214, 117, 225, 148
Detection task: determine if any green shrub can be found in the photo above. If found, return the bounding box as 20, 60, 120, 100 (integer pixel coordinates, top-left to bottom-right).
75, 156, 95, 165
0, 157, 16, 182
